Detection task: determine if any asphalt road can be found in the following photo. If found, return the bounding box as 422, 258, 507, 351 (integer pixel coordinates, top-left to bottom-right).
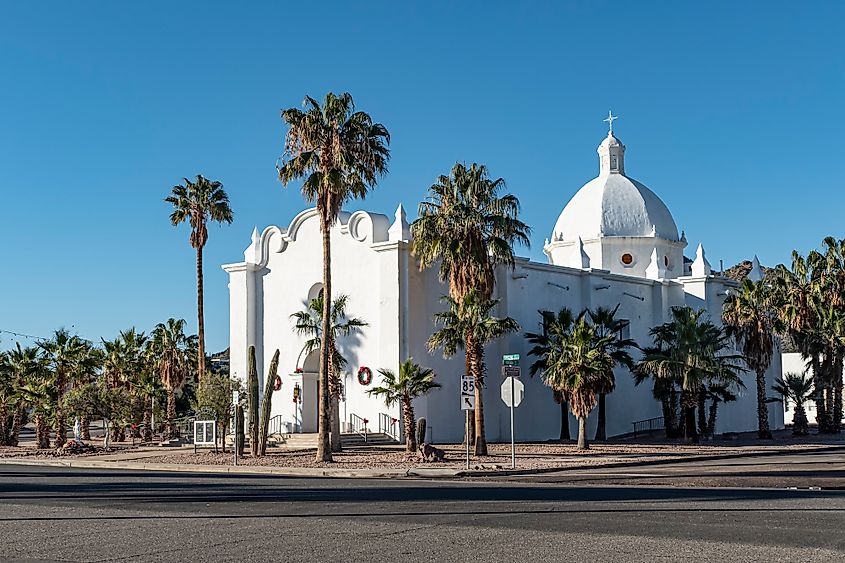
0, 466, 842, 562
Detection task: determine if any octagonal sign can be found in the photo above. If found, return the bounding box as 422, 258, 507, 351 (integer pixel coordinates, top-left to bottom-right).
500, 377, 525, 408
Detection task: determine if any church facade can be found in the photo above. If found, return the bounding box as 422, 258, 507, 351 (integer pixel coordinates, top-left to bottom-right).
223, 127, 784, 443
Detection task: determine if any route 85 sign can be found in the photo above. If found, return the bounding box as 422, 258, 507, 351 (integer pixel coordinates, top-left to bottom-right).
461, 376, 476, 410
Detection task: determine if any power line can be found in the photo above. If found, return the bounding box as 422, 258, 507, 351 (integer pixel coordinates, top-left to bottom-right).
0, 328, 95, 345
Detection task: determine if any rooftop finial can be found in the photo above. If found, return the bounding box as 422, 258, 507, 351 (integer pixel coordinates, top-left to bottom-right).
604, 110, 619, 134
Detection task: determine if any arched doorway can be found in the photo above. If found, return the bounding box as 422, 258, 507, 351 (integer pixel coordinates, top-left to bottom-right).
298, 349, 320, 433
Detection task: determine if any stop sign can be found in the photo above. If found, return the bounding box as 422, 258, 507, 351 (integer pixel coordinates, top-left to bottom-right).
500, 377, 524, 408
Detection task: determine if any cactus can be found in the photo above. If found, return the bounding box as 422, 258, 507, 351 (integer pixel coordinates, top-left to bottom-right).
235, 405, 245, 457
416, 417, 427, 448
247, 346, 260, 456
258, 349, 280, 456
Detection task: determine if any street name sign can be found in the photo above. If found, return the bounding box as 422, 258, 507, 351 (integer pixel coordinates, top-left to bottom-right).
503, 353, 520, 366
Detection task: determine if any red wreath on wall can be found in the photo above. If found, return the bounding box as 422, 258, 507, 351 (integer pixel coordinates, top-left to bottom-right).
273, 375, 282, 391
357, 366, 373, 386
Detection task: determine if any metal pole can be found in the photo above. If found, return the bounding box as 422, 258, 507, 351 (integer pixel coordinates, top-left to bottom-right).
233, 410, 238, 467
510, 377, 515, 469
465, 409, 470, 470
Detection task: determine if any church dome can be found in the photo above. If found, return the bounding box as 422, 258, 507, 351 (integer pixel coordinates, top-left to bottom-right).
551, 131, 679, 243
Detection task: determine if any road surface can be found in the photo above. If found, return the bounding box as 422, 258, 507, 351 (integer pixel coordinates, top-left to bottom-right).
0, 465, 842, 562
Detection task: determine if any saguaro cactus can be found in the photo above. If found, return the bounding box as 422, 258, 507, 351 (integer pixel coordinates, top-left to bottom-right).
416, 417, 427, 448
236, 405, 245, 457
258, 349, 281, 456
247, 346, 260, 456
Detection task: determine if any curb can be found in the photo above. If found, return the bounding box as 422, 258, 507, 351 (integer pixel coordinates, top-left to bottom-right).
0, 457, 464, 479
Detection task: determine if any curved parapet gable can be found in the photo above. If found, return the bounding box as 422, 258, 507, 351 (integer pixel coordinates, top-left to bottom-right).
243, 207, 391, 267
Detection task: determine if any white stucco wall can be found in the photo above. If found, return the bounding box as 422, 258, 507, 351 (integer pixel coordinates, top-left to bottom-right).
224, 206, 784, 444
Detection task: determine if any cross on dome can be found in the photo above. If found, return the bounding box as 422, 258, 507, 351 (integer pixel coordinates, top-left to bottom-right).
603, 110, 619, 134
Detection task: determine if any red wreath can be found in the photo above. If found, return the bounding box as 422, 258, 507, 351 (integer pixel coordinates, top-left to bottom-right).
357, 366, 372, 386
273, 375, 282, 391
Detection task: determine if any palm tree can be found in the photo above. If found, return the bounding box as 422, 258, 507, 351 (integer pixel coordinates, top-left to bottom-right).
149, 318, 196, 439
412, 163, 529, 455
291, 293, 367, 452
38, 329, 95, 447
133, 372, 162, 442
526, 308, 575, 441
586, 306, 636, 441
165, 175, 234, 383
17, 357, 54, 449
0, 345, 41, 446
772, 372, 814, 436
101, 329, 147, 441
723, 278, 777, 439
428, 290, 520, 455
637, 307, 743, 443
368, 359, 441, 452
278, 92, 390, 462
542, 318, 615, 450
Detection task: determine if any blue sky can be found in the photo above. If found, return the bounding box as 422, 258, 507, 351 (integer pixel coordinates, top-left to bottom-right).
1, 2, 843, 352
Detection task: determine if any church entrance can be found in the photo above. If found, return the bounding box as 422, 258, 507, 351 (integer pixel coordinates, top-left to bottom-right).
299, 351, 320, 433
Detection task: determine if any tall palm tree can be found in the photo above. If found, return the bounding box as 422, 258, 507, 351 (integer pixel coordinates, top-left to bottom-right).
38, 329, 95, 447
772, 372, 814, 436
723, 278, 777, 439
428, 290, 520, 455
149, 318, 196, 439
291, 293, 367, 452
278, 92, 390, 462
412, 163, 529, 455
17, 355, 54, 449
526, 308, 575, 441
586, 306, 636, 441
165, 175, 233, 383
637, 307, 743, 443
368, 359, 441, 452
542, 318, 615, 450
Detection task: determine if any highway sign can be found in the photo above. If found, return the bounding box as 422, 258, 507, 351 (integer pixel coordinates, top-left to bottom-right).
461, 395, 476, 410
500, 377, 525, 408
461, 376, 475, 397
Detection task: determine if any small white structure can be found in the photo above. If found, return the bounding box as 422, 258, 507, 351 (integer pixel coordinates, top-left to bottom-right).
223, 120, 784, 442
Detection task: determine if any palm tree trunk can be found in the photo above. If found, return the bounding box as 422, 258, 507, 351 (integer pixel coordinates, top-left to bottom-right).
697, 390, 707, 437
684, 406, 698, 443
707, 399, 719, 436
9, 404, 24, 447
81, 416, 91, 441
54, 369, 67, 448
196, 245, 206, 382
315, 210, 333, 462
142, 408, 152, 443
330, 395, 342, 453
669, 385, 679, 438
594, 393, 607, 441
755, 367, 772, 439
403, 397, 416, 453
36, 413, 50, 449
469, 337, 487, 456
833, 355, 843, 433
793, 403, 809, 436
577, 415, 588, 450
559, 400, 570, 441
166, 388, 176, 439
810, 354, 828, 433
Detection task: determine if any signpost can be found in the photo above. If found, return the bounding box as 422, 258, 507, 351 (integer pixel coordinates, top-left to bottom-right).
501, 354, 523, 469
232, 389, 240, 467
460, 376, 475, 469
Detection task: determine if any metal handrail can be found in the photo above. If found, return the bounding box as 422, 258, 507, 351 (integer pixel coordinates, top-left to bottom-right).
378, 413, 400, 442
632, 416, 665, 439
349, 413, 369, 442
268, 414, 284, 436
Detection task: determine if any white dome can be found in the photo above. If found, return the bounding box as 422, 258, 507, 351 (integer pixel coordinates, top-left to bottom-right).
551, 173, 679, 242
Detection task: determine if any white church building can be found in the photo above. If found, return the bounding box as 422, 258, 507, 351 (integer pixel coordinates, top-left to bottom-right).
223, 123, 784, 443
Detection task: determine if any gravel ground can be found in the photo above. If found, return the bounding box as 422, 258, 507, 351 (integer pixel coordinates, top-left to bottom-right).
106, 441, 831, 470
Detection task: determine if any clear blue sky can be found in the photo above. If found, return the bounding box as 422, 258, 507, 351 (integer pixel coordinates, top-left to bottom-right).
2, 2, 843, 352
